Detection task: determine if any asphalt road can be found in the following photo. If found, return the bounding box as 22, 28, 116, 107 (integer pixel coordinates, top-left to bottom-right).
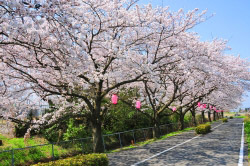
108, 118, 248, 166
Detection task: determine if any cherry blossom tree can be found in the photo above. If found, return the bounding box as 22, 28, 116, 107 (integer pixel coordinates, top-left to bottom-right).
166, 38, 250, 129
0, 0, 208, 152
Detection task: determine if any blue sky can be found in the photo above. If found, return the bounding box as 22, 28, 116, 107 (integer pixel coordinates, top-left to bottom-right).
138, 0, 250, 109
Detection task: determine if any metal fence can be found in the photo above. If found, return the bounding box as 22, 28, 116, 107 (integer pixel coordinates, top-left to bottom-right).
0, 122, 185, 166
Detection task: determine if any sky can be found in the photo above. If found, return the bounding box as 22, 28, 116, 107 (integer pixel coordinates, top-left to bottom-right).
138, 0, 250, 110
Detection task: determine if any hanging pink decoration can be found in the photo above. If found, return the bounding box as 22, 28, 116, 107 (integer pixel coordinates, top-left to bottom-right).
172, 107, 176, 112
136, 100, 141, 109
209, 106, 213, 110
111, 94, 118, 104
213, 107, 216, 110
197, 102, 201, 107
203, 104, 207, 109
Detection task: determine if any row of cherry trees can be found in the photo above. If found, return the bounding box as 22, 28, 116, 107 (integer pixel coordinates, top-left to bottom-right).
0, 0, 249, 152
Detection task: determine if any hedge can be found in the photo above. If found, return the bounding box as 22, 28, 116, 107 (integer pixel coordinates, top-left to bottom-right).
195, 124, 211, 134
222, 118, 228, 122
32, 153, 108, 166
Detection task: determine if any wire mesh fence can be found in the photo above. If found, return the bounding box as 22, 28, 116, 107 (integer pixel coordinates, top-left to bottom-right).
0, 122, 186, 165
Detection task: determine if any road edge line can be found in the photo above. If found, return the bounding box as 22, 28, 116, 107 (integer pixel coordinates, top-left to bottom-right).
238, 122, 244, 166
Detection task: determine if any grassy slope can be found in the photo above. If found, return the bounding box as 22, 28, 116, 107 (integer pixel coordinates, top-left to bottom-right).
244, 116, 250, 160
0, 134, 47, 149
0, 134, 70, 166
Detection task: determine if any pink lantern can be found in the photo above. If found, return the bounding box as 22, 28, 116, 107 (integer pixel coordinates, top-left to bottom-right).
209, 106, 213, 110
213, 107, 216, 110
111, 94, 118, 104
197, 102, 201, 107
203, 104, 207, 109
136, 100, 141, 110
172, 107, 177, 112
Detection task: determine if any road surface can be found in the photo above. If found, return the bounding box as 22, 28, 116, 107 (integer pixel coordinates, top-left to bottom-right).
108, 118, 248, 166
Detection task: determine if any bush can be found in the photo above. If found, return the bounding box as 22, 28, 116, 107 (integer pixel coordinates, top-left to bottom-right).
222, 118, 228, 122
195, 124, 211, 134
244, 116, 250, 123
229, 116, 233, 119
63, 118, 88, 141
32, 153, 108, 166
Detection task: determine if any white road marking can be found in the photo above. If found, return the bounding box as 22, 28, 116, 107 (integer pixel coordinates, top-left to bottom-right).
238, 122, 244, 166
131, 123, 223, 166
211, 123, 223, 130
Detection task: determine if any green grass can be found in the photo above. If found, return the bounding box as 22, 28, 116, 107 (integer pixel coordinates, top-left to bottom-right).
0, 134, 48, 149
244, 116, 250, 160
107, 127, 194, 153
235, 116, 246, 118
0, 134, 84, 166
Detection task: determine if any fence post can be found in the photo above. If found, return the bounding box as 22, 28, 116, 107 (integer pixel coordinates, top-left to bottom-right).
11, 148, 14, 166
132, 130, 136, 144
51, 143, 54, 160
118, 133, 122, 148
102, 136, 106, 152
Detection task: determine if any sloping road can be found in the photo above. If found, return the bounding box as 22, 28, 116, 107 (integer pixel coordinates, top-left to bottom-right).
108, 118, 248, 166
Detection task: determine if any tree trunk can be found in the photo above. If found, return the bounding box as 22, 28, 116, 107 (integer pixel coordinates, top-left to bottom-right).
191, 111, 197, 126
217, 112, 220, 119
152, 122, 161, 138
208, 111, 211, 122
221, 111, 224, 118
91, 98, 104, 153
91, 116, 104, 153
213, 111, 216, 121
180, 114, 185, 130
152, 124, 160, 139
201, 111, 206, 123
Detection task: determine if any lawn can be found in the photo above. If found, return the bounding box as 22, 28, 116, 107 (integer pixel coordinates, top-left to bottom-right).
0, 134, 88, 166
244, 116, 250, 160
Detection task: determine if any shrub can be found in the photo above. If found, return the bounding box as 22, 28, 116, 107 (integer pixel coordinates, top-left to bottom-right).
229, 116, 233, 119
195, 124, 211, 134
244, 116, 250, 123
222, 118, 228, 122
63, 118, 88, 141
184, 113, 192, 124
32, 153, 108, 166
